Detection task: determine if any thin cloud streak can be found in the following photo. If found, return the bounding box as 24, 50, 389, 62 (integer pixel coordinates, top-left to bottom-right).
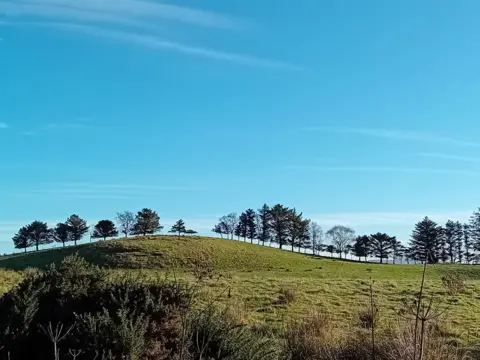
286, 165, 480, 176
306, 127, 480, 148
50, 182, 206, 191
43, 22, 301, 70
418, 152, 480, 163
0, 0, 241, 29
0, 122, 8, 128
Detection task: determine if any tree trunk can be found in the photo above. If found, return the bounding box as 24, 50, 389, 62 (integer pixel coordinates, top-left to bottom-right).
24, 247, 27, 253
36, 242, 39, 252
63, 241, 65, 247
380, 257, 383, 264
104, 236, 107, 241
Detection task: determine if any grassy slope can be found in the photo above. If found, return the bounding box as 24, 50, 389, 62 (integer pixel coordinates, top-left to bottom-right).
1, 235, 480, 341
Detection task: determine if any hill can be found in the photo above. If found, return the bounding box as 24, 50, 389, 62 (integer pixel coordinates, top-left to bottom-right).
1, 235, 480, 341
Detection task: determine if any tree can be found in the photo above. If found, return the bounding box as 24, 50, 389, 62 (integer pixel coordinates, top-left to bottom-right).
368, 233, 395, 264
169, 219, 187, 237
444, 220, 460, 263
52, 222, 72, 247
25, 221, 53, 251
353, 235, 369, 262
185, 229, 198, 235
257, 204, 272, 246
391, 239, 405, 264
287, 208, 305, 252
235, 212, 248, 241
218, 213, 238, 240
470, 208, 480, 254
270, 204, 290, 249
212, 223, 226, 238
326, 244, 336, 258
132, 208, 162, 236
463, 223, 474, 264
92, 220, 118, 241
409, 216, 442, 263
12, 226, 32, 253
326, 225, 355, 259
245, 209, 257, 243
453, 221, 464, 264
116, 211, 135, 238
309, 221, 323, 256
66, 215, 89, 246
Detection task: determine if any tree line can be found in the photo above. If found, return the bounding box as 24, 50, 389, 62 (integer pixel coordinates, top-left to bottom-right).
12, 208, 197, 252
213, 204, 480, 264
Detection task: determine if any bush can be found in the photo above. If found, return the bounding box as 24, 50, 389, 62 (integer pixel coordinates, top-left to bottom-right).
0, 254, 191, 360
276, 285, 296, 305
442, 272, 467, 295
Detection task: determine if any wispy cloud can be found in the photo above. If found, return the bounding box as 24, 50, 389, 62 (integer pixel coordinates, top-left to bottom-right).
11, 182, 206, 200
44, 122, 94, 130
418, 152, 480, 163
0, 0, 242, 30
286, 165, 480, 177
305, 127, 480, 148
0, 122, 8, 128
37, 22, 300, 70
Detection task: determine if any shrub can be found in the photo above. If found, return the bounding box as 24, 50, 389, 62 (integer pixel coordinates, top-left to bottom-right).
276, 285, 296, 305
0, 254, 191, 360
442, 272, 467, 296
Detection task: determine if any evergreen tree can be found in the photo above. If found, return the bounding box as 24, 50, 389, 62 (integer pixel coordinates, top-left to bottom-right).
409, 216, 442, 263
235, 212, 248, 241
245, 209, 257, 243
185, 229, 198, 235
437, 227, 448, 263
309, 221, 323, 256
353, 235, 369, 261
66, 214, 89, 245
391, 240, 405, 264
25, 221, 53, 251
52, 222, 72, 247
297, 218, 311, 253
115, 211, 135, 238
463, 223, 474, 264
169, 219, 187, 237
257, 204, 272, 246
454, 221, 464, 263
326, 225, 355, 259
212, 223, 228, 238
12, 226, 32, 253
132, 209, 162, 236
444, 220, 458, 263
368, 233, 395, 264
92, 220, 118, 241
287, 208, 304, 252
270, 204, 290, 250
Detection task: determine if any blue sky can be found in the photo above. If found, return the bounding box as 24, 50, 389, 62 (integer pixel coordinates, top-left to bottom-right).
1, 0, 480, 252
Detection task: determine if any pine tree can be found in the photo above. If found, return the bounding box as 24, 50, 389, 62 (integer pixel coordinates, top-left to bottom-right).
454, 221, 464, 263
132, 209, 162, 236
368, 233, 395, 264
235, 212, 248, 241
12, 226, 32, 253
169, 219, 187, 237
270, 204, 290, 250
409, 217, 442, 263
470, 208, 480, 253
25, 221, 53, 251
185, 229, 198, 235
353, 235, 369, 261
92, 220, 118, 240
287, 208, 303, 252
463, 223, 474, 264
52, 222, 72, 247
257, 204, 272, 246
245, 209, 257, 243
66, 215, 89, 245
444, 220, 457, 263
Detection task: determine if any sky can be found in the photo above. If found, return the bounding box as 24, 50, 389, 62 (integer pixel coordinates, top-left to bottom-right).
1, 0, 480, 253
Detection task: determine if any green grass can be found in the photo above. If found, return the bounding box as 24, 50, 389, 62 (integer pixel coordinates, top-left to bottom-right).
1, 235, 480, 342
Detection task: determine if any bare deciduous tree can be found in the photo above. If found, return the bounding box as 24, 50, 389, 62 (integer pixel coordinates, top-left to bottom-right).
326, 225, 355, 259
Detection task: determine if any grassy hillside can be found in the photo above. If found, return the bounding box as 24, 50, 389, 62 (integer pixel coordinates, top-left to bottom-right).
1, 235, 480, 342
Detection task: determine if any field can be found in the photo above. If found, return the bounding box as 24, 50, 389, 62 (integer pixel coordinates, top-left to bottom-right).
1, 235, 480, 344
